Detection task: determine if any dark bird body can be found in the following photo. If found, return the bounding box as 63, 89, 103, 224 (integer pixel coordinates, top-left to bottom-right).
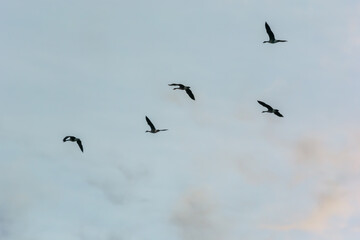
145, 116, 168, 133
257, 100, 283, 117
263, 22, 287, 44
168, 83, 195, 100
63, 136, 84, 152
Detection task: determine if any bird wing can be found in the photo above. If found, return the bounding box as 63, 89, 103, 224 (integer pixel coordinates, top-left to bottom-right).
76, 139, 84, 152
185, 89, 195, 100
257, 100, 273, 111
159, 129, 168, 131
168, 83, 184, 88
145, 116, 156, 131
265, 22, 275, 41
274, 111, 283, 117
63, 136, 71, 142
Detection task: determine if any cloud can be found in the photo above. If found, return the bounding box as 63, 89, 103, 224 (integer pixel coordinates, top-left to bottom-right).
171, 188, 232, 240
264, 187, 351, 232
263, 128, 360, 235
292, 130, 360, 181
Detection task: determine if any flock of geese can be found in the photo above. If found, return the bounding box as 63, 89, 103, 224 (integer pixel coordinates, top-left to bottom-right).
63, 22, 286, 153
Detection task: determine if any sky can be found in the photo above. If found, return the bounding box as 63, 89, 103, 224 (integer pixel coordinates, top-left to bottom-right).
0, 0, 360, 239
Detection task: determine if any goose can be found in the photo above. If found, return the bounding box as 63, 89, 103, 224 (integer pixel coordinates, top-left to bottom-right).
63, 136, 84, 152
168, 83, 195, 100
145, 116, 168, 133
263, 22, 287, 44
257, 100, 283, 117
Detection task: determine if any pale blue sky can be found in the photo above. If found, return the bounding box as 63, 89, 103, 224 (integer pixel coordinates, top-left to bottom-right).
0, 1, 360, 240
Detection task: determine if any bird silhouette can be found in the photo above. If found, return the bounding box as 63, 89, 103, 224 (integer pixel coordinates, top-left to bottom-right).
263, 22, 287, 44
145, 116, 168, 133
168, 83, 195, 100
63, 136, 84, 152
257, 100, 283, 117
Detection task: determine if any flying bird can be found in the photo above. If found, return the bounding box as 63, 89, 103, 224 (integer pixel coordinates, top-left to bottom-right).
263, 22, 287, 44
257, 100, 283, 117
168, 83, 195, 100
145, 116, 168, 133
63, 136, 84, 152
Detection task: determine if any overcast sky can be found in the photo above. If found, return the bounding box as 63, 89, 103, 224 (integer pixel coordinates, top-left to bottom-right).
1, 0, 360, 240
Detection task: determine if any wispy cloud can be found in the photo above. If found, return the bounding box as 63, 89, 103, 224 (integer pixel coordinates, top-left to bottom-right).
263, 128, 360, 236
264, 187, 351, 232
171, 188, 232, 240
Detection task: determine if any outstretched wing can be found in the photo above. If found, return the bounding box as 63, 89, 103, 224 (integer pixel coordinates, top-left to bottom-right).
274, 111, 284, 117
76, 139, 84, 152
168, 83, 184, 88
185, 89, 195, 100
145, 116, 156, 131
265, 22, 275, 41
257, 100, 273, 111
63, 136, 72, 142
